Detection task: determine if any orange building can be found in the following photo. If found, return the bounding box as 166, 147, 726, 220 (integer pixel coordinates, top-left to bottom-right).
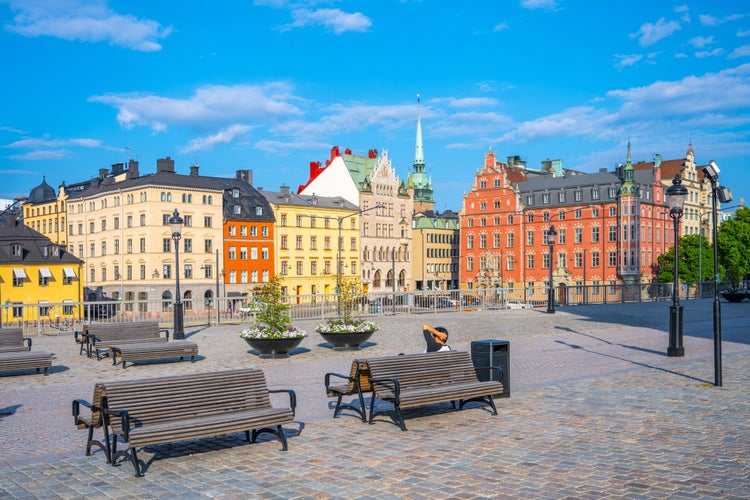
460, 146, 672, 304
220, 171, 275, 305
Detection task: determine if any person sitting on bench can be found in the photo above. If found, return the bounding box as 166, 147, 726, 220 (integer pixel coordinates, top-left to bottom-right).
423, 324, 451, 352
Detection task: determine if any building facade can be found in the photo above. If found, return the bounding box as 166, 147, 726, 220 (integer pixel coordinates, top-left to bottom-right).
412, 210, 460, 291
298, 146, 414, 294
262, 185, 359, 297
460, 147, 672, 302
1, 205, 83, 325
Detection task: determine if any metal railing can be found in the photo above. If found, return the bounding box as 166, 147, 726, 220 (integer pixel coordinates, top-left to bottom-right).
1, 281, 736, 336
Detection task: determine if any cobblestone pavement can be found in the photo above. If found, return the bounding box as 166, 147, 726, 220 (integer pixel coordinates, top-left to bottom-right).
1, 299, 748, 498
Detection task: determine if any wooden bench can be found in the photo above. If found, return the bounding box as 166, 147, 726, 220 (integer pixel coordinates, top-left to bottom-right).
0, 327, 32, 353
0, 350, 53, 376
110, 340, 199, 368
362, 351, 503, 431
100, 368, 296, 477
72, 383, 111, 463
82, 322, 169, 359
324, 360, 373, 422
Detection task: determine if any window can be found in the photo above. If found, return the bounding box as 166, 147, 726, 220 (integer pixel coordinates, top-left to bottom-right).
262, 247, 269, 260
240, 247, 247, 260
241, 270, 248, 283
493, 233, 500, 248
184, 215, 192, 227
163, 264, 171, 279
127, 215, 133, 228
543, 253, 551, 269
609, 226, 617, 242
140, 214, 146, 226
467, 234, 474, 249
281, 261, 288, 275
574, 191, 582, 202
296, 236, 303, 250
609, 251, 617, 267
281, 235, 288, 250
280, 214, 287, 226
89, 222, 95, 233
311, 261, 318, 275
229, 226, 236, 236
575, 252, 582, 268
204, 264, 213, 279
228, 247, 236, 260
205, 239, 212, 253
90, 243, 95, 257
558, 192, 566, 203
114, 217, 119, 229
558, 228, 566, 244
479, 234, 486, 249
184, 264, 193, 279
251, 247, 258, 260
467, 256, 473, 271
506, 232, 514, 247
101, 242, 107, 256
140, 265, 146, 280
609, 207, 616, 217
527, 254, 535, 269
262, 226, 268, 237
591, 251, 600, 267
101, 219, 107, 231
592, 226, 600, 243
575, 228, 582, 243
324, 236, 331, 250
184, 239, 192, 253
296, 261, 303, 275
310, 236, 317, 250
542, 193, 550, 204
592, 189, 600, 200
204, 216, 212, 228
229, 271, 237, 283
255, 206, 263, 216
526, 231, 534, 246
233, 205, 241, 215
240, 226, 247, 236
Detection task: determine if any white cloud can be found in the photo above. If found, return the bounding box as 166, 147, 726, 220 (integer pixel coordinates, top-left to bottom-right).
695, 48, 723, 58
689, 35, 714, 48
630, 17, 681, 47
2, 0, 171, 51
700, 13, 745, 27
614, 53, 643, 69
8, 150, 70, 160
4, 137, 102, 149
432, 97, 500, 108
493, 21, 509, 32
520, 0, 559, 11
739, 29, 750, 37
181, 125, 253, 153
730, 45, 750, 59
90, 83, 303, 131
280, 8, 372, 34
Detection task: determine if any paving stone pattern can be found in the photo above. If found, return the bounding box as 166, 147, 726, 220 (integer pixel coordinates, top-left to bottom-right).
0, 298, 748, 498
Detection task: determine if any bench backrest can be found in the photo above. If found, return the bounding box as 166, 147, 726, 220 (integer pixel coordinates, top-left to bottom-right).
0, 327, 24, 347
84, 321, 165, 342
102, 368, 273, 434
363, 351, 480, 390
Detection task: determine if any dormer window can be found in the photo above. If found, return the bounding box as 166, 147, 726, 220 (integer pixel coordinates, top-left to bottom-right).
232, 189, 240, 198
11, 244, 22, 257
255, 206, 262, 216
233, 205, 241, 215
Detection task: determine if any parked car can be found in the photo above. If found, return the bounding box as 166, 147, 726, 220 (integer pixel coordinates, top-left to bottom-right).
505, 300, 529, 310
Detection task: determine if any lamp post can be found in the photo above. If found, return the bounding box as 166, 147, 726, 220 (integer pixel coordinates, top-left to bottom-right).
666, 175, 687, 357
702, 160, 732, 386
546, 225, 557, 314
168, 209, 185, 340
336, 204, 384, 316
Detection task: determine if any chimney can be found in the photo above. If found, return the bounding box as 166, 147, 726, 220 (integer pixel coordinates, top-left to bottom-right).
190, 164, 199, 176
236, 169, 253, 184
280, 184, 290, 202
156, 157, 175, 173
99, 168, 108, 180
111, 162, 124, 175
127, 159, 139, 179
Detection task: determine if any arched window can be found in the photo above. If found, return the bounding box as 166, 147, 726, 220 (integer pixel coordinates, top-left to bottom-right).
161, 192, 166, 201
183, 290, 192, 311
373, 270, 382, 288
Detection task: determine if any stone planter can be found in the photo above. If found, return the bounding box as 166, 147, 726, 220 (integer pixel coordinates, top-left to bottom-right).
318, 331, 375, 351
243, 337, 304, 359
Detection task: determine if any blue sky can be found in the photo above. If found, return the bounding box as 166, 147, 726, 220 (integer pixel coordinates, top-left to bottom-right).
1, 0, 750, 212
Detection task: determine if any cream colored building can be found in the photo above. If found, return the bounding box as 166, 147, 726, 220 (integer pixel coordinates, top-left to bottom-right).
262, 186, 360, 298
64, 158, 230, 315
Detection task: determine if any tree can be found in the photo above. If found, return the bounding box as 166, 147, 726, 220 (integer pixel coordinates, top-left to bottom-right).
656, 233, 713, 283
718, 207, 750, 286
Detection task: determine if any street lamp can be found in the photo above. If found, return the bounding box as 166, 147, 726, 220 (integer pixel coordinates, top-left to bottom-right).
666, 175, 687, 357
168, 209, 185, 340
702, 160, 732, 386
546, 225, 557, 314
336, 204, 384, 315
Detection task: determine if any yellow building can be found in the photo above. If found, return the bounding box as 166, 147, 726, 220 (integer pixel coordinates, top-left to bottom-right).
1, 205, 83, 325
23, 177, 68, 247
262, 186, 360, 299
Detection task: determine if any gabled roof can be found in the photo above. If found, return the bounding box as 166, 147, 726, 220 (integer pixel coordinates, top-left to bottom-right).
0, 215, 82, 265
262, 187, 358, 212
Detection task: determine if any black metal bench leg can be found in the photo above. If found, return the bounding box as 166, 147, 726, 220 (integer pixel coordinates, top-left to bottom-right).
394, 405, 407, 431
245, 430, 251, 442
276, 425, 288, 451
130, 446, 142, 477
356, 389, 367, 422
333, 395, 344, 418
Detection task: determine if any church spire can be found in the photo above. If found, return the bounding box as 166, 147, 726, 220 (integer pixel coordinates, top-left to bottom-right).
414, 94, 425, 173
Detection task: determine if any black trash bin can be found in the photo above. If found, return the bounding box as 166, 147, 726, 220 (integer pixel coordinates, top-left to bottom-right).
470, 340, 510, 398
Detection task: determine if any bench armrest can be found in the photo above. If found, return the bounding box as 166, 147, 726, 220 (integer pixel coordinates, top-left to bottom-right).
269, 389, 297, 415
104, 408, 131, 440
74, 330, 83, 343
324, 372, 353, 389
72, 399, 101, 426
159, 328, 170, 340
370, 377, 401, 402
23, 337, 32, 349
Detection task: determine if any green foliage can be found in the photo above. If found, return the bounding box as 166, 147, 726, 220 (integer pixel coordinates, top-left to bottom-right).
656, 233, 714, 283
339, 276, 364, 323
718, 207, 750, 286
253, 275, 292, 333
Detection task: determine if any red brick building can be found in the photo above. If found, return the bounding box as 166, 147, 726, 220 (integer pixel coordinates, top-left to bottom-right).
460, 146, 673, 304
